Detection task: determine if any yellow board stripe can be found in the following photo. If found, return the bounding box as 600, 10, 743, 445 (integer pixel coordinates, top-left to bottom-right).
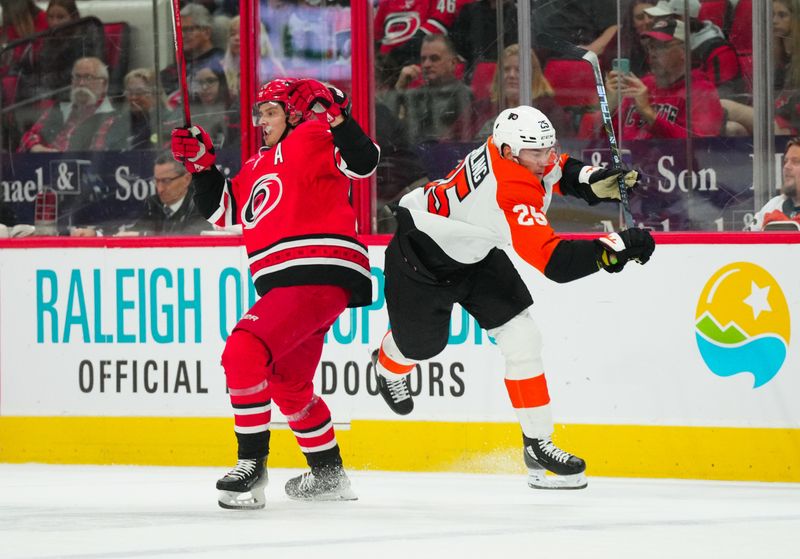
1, 417, 798, 482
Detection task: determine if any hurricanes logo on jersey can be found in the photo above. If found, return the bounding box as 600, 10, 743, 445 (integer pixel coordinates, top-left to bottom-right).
242, 173, 283, 228
381, 12, 421, 46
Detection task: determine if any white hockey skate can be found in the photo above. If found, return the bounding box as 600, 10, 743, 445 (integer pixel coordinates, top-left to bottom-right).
216, 458, 268, 509
285, 466, 357, 501
523, 436, 587, 490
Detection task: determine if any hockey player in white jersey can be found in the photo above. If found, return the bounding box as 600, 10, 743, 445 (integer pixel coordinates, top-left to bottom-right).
371, 106, 655, 489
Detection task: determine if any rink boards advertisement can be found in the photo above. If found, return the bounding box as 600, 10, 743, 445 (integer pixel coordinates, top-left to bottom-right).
0, 236, 799, 481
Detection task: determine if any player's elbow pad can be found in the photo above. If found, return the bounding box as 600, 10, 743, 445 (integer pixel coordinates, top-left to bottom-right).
332, 116, 379, 175
543, 240, 603, 283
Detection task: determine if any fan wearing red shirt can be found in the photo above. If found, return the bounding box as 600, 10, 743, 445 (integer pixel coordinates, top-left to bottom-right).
605, 18, 725, 139
171, 78, 379, 509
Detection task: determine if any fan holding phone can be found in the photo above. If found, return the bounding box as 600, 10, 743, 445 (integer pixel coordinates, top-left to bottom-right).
604, 18, 725, 139
612, 58, 630, 75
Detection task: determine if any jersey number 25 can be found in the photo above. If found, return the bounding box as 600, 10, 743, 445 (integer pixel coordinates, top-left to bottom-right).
513, 204, 548, 226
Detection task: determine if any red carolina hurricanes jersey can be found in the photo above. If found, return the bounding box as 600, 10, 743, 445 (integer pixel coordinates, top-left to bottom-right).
374, 0, 472, 56
208, 120, 378, 307
615, 69, 724, 139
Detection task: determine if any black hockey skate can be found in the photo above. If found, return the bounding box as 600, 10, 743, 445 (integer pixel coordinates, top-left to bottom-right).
372, 349, 414, 415
523, 436, 587, 490
216, 457, 268, 509
285, 465, 357, 501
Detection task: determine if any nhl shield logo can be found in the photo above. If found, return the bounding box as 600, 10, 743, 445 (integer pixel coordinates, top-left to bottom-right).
243, 173, 283, 228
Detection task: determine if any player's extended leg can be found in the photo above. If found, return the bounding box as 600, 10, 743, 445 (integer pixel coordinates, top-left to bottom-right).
372, 235, 454, 415
272, 330, 356, 501
371, 330, 417, 414
216, 329, 272, 509
489, 311, 587, 490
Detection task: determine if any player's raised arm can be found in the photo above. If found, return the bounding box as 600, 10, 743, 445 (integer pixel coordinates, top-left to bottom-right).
288, 79, 380, 179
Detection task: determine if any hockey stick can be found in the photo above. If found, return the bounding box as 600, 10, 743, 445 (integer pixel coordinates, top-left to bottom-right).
169, 0, 192, 127
539, 34, 635, 229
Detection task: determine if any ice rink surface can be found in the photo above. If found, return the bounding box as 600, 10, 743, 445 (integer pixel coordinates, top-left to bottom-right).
1, 464, 798, 559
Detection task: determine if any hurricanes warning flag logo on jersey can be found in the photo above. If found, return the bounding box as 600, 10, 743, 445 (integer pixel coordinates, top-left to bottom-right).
243, 173, 283, 228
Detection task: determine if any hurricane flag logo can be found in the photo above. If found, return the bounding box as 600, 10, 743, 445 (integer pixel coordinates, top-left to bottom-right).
695, 262, 791, 388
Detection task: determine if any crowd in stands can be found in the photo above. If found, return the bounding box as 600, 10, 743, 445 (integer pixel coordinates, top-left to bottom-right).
370, 0, 765, 145
0, 0, 241, 155
367, 0, 792, 227
0, 0, 770, 148
0, 0, 794, 233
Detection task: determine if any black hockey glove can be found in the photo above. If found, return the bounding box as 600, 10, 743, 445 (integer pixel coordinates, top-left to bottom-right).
595, 228, 655, 273
583, 166, 639, 201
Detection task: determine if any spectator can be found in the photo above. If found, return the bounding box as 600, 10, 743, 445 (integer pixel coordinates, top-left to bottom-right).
106, 68, 163, 151
747, 137, 800, 230
722, 0, 800, 135
620, 0, 657, 77
605, 18, 725, 139
0, 0, 48, 74
533, 0, 619, 63
120, 152, 212, 236
773, 0, 800, 92
773, 0, 800, 131
374, 0, 471, 84
160, 3, 224, 98
17, 0, 105, 104
18, 56, 118, 152
645, 0, 744, 99
474, 43, 572, 139
71, 152, 212, 237
225, 15, 284, 98
223, 15, 241, 97
190, 65, 238, 147
450, 0, 519, 82
382, 34, 475, 144
45, 0, 77, 26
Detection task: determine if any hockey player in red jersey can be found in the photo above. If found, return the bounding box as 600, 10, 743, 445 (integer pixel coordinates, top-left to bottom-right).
371, 106, 655, 490
171, 78, 379, 509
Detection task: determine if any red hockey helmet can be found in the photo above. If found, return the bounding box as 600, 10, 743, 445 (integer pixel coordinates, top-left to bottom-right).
252, 78, 301, 126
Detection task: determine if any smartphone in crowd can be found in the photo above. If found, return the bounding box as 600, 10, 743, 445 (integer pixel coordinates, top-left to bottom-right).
612, 58, 630, 75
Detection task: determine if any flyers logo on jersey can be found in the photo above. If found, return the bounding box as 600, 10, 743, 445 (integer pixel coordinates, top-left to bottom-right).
242, 173, 283, 228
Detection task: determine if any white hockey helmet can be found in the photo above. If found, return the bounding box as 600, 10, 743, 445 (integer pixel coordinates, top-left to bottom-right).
492, 106, 556, 157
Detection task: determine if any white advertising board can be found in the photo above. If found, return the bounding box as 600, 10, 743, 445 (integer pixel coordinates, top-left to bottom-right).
1, 242, 797, 428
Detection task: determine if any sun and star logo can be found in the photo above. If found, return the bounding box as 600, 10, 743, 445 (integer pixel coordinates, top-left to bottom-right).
695, 262, 791, 388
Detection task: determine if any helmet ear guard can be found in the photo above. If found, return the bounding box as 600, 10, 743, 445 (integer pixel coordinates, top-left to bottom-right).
492, 106, 557, 157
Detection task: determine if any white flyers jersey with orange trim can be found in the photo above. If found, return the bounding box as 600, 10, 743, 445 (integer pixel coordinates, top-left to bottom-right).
399, 137, 569, 273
